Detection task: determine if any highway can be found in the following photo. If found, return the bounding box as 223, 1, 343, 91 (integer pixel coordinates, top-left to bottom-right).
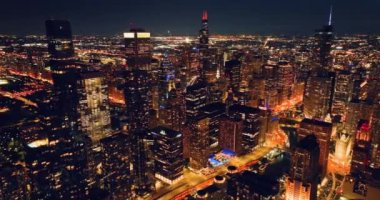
148, 146, 272, 200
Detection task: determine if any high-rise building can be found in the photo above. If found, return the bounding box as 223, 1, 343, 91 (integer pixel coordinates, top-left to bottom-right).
371, 104, 380, 169
331, 70, 353, 121
219, 116, 244, 155
313, 7, 334, 70
228, 104, 265, 153
351, 120, 372, 175
224, 59, 241, 93
123, 69, 151, 132
286, 134, 320, 200
199, 102, 226, 151
130, 130, 154, 196
277, 61, 294, 105
256, 64, 279, 110
345, 99, 373, 135
189, 116, 210, 170
100, 133, 132, 199
158, 88, 185, 132
46, 20, 90, 199
297, 118, 334, 176
45, 19, 75, 59
303, 71, 335, 120
151, 127, 184, 185
124, 28, 152, 70
77, 71, 112, 143
199, 10, 209, 50
185, 77, 208, 120
158, 53, 176, 110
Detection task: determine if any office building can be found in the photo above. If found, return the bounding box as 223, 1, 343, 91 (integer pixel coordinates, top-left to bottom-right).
219, 116, 243, 155
297, 118, 334, 176
152, 127, 184, 185
286, 135, 320, 200
189, 116, 210, 170
124, 28, 152, 70
224, 59, 241, 93
303, 71, 335, 120
100, 133, 132, 199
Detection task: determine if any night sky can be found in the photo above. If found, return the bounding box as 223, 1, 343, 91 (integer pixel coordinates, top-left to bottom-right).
0, 0, 379, 36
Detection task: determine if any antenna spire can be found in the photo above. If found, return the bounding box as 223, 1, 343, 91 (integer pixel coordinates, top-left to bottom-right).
202, 10, 208, 21
328, 5, 333, 26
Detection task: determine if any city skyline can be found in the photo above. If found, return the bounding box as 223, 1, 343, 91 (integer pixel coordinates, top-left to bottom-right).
1, 0, 380, 36
0, 2, 380, 200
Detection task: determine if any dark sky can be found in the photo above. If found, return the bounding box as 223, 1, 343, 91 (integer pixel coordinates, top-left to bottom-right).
0, 0, 379, 36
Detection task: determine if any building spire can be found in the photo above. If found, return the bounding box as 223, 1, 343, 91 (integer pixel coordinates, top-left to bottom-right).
328, 5, 333, 26
202, 10, 208, 21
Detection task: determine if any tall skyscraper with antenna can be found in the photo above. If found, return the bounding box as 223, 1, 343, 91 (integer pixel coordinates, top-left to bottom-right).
314, 6, 334, 71
199, 10, 209, 50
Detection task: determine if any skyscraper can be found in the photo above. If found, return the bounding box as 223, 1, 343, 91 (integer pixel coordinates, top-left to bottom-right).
331, 70, 353, 121
297, 118, 334, 176
124, 28, 152, 70
158, 53, 176, 110
100, 133, 132, 199
77, 71, 112, 143
185, 78, 208, 120
199, 10, 209, 51
286, 135, 320, 200
46, 20, 90, 199
219, 115, 244, 155
224, 59, 241, 93
313, 7, 334, 70
277, 61, 294, 105
45, 19, 75, 59
123, 27, 155, 196
124, 69, 151, 132
152, 127, 184, 185
303, 71, 335, 120
189, 116, 210, 170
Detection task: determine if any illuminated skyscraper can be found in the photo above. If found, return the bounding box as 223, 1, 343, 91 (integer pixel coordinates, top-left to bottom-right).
297, 118, 334, 176
77, 71, 112, 143
46, 20, 90, 199
199, 10, 209, 50
124, 28, 152, 70
345, 99, 373, 135
331, 70, 353, 121
185, 77, 208, 120
286, 135, 320, 200
224, 59, 241, 93
219, 116, 243, 155
100, 133, 132, 199
303, 71, 335, 120
351, 120, 371, 174
130, 130, 154, 196
45, 19, 75, 59
158, 53, 176, 110
228, 104, 265, 153
158, 88, 185, 132
313, 7, 334, 70
189, 116, 210, 170
152, 127, 184, 185
259, 64, 279, 109
277, 61, 294, 105
123, 69, 151, 132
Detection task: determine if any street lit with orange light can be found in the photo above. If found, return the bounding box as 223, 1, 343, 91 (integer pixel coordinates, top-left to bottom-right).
148, 146, 272, 200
